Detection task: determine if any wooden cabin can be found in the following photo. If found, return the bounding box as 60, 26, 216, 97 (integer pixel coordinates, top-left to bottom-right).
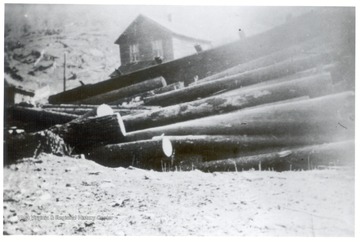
112, 14, 212, 76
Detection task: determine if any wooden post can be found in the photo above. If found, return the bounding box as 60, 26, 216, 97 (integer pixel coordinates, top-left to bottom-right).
63, 52, 67, 92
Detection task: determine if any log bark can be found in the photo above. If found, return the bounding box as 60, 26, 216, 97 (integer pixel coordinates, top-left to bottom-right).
178, 140, 355, 172
5, 106, 126, 160
72, 103, 113, 121
123, 91, 354, 142
87, 136, 173, 169
4, 130, 72, 163
193, 37, 332, 85
42, 105, 158, 116
73, 76, 167, 105
123, 72, 334, 132
162, 133, 352, 162
40, 108, 94, 116
49, 113, 126, 152
8, 104, 115, 132
143, 52, 335, 107
109, 82, 184, 105
219, 63, 335, 96
42, 104, 158, 110
8, 106, 78, 131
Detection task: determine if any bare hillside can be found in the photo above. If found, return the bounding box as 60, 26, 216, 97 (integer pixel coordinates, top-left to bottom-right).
4, 5, 122, 100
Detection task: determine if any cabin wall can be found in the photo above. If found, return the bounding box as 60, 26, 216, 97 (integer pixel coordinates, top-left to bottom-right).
118, 18, 174, 65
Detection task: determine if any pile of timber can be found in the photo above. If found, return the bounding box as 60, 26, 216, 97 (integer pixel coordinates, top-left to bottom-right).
5, 105, 127, 162
85, 31, 354, 171
6, 9, 354, 172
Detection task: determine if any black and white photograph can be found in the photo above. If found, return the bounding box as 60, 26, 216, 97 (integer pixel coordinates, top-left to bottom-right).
1, 0, 357, 237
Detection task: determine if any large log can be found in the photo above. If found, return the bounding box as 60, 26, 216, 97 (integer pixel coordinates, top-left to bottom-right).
109, 82, 184, 105
5, 105, 127, 160
219, 63, 335, 96
143, 52, 334, 107
42, 103, 113, 115
7, 104, 110, 133
87, 136, 173, 169
42, 104, 158, 110
73, 103, 113, 120
163, 133, 352, 162
41, 104, 159, 116
178, 140, 355, 172
44, 108, 148, 116
123, 91, 354, 142
8, 106, 79, 131
123, 72, 334, 132
192, 37, 331, 85
49, 113, 126, 152
40, 108, 94, 116
73, 76, 167, 105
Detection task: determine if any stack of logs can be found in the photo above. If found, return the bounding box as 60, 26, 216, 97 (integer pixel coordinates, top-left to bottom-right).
6, 29, 354, 172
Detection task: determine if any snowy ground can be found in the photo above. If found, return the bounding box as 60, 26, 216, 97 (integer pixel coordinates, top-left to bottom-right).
3, 154, 354, 236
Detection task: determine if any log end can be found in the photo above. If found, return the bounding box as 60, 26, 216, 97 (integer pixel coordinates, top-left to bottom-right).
116, 113, 127, 136
97, 104, 114, 117
159, 76, 167, 87
162, 136, 173, 157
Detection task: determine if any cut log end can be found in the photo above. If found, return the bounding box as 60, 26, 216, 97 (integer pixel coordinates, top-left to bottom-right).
97, 104, 114, 117
162, 136, 173, 157
116, 113, 127, 136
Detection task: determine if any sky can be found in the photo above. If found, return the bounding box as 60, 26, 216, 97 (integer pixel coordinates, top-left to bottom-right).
4, 4, 315, 46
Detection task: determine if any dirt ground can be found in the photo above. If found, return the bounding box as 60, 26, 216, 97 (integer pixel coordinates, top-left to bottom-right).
3, 154, 355, 236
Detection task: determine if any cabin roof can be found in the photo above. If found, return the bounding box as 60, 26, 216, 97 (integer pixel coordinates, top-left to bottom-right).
115, 14, 212, 45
